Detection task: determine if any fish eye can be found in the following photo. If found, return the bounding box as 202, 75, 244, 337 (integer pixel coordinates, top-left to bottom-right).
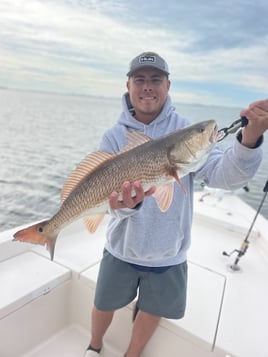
38, 226, 43, 233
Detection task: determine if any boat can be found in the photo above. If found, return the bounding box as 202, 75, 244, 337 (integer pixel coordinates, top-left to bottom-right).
0, 188, 267, 357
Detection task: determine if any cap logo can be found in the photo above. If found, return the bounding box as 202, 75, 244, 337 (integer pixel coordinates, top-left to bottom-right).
139, 55, 156, 64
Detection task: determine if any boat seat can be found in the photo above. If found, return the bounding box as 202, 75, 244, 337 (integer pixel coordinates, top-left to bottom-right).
0, 251, 71, 320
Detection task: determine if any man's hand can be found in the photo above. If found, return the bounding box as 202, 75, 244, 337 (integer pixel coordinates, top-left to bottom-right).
109, 181, 156, 210
240, 99, 268, 148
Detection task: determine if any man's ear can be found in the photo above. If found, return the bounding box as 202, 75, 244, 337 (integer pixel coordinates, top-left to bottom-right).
126, 80, 130, 91
167, 79, 171, 90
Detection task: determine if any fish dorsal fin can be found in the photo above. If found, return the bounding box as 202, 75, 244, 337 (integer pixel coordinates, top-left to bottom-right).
61, 151, 115, 202
153, 183, 174, 212
84, 213, 105, 233
120, 131, 151, 153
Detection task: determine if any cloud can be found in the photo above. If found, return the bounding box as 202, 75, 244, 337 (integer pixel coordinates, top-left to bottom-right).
0, 0, 267, 106
118, 0, 268, 51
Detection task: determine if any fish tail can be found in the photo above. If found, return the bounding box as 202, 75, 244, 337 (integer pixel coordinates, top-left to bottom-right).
13, 220, 57, 260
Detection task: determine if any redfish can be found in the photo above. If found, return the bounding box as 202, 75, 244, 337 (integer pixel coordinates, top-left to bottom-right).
13, 120, 218, 260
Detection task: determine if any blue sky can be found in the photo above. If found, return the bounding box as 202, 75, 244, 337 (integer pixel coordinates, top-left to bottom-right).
0, 0, 267, 107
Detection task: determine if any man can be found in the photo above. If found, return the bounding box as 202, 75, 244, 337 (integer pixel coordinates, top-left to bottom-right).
85, 52, 268, 357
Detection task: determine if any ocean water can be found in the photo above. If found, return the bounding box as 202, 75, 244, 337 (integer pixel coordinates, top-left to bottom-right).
0, 89, 267, 232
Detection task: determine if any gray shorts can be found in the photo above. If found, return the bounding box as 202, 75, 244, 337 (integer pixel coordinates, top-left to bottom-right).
94, 250, 188, 319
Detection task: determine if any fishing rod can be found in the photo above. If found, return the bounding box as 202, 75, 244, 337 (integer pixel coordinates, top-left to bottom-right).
223, 179, 268, 271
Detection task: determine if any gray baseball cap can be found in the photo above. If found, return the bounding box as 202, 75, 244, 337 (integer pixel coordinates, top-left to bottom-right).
127, 52, 170, 77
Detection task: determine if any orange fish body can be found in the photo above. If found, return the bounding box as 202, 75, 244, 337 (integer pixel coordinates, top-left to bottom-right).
13, 120, 218, 260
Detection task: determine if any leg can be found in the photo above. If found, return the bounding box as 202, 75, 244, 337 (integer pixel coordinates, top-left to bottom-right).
89, 306, 114, 350
125, 310, 161, 357
124, 262, 188, 356
88, 251, 139, 353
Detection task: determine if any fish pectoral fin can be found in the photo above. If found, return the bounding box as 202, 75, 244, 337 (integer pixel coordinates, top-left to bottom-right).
61, 151, 115, 202
173, 171, 187, 195
152, 184, 174, 212
13, 221, 57, 260
84, 213, 105, 233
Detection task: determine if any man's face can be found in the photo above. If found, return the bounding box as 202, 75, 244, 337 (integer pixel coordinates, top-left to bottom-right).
126, 67, 170, 124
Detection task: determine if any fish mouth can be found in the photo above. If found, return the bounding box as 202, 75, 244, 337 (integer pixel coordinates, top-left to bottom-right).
210, 123, 219, 143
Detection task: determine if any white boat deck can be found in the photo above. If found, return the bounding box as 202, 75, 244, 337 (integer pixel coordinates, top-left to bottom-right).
0, 191, 267, 357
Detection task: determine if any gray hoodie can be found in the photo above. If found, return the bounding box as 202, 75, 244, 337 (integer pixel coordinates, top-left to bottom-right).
99, 93, 262, 267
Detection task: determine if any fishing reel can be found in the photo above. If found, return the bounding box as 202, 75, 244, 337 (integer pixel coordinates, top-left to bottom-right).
222, 241, 249, 271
